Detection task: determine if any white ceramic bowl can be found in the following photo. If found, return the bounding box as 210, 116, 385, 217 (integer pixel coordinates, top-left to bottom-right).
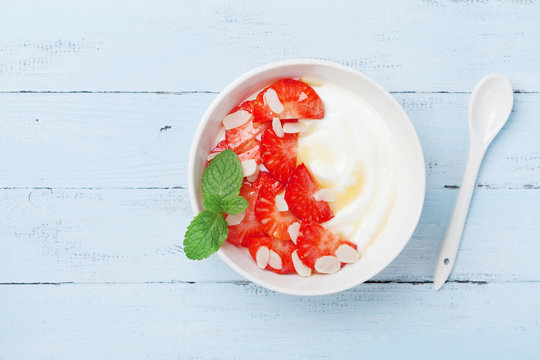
188, 59, 425, 296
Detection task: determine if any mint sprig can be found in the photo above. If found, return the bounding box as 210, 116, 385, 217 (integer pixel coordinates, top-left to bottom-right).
201, 148, 243, 199
184, 211, 228, 260
184, 149, 248, 260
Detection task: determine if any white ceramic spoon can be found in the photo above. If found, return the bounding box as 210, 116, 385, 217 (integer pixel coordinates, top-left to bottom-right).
433, 74, 513, 291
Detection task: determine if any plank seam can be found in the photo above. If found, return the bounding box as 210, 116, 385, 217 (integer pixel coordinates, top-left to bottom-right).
1, 280, 537, 286
0, 90, 538, 94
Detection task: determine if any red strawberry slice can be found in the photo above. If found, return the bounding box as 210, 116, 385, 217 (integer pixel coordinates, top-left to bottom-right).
210, 139, 228, 153
255, 171, 283, 195
225, 172, 283, 246
296, 221, 358, 273
255, 188, 296, 241
260, 128, 298, 184
253, 79, 325, 122
207, 139, 228, 164
226, 180, 265, 247
225, 100, 268, 164
245, 235, 296, 274
237, 99, 255, 113
285, 164, 334, 223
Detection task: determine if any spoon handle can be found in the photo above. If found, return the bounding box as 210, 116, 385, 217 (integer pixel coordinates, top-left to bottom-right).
434, 146, 485, 290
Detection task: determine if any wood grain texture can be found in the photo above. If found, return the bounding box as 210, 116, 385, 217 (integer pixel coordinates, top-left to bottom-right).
0, 187, 538, 283
1, 1, 539, 358
0, 0, 539, 92
0, 282, 539, 360
1, 92, 539, 189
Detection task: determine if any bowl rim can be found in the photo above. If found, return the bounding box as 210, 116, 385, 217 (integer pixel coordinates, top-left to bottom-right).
188, 58, 426, 296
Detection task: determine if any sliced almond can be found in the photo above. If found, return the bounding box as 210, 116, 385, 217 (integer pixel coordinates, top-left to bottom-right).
213, 126, 226, 145
300, 76, 323, 87
287, 222, 301, 244
255, 132, 262, 141
313, 188, 336, 202
314, 256, 341, 274
222, 110, 251, 130
225, 211, 245, 226
264, 88, 284, 114
268, 250, 282, 270
335, 244, 360, 264
283, 122, 305, 134
291, 250, 311, 277
272, 117, 284, 138
241, 159, 257, 177
207, 152, 219, 162
256, 246, 270, 269
246, 165, 260, 182
259, 163, 269, 172
274, 193, 289, 212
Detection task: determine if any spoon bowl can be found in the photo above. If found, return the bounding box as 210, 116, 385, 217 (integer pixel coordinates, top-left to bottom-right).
469, 74, 514, 147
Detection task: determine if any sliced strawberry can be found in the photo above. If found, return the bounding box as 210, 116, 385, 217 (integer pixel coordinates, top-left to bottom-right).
253, 79, 325, 122
237, 99, 255, 113
225, 172, 283, 246
255, 188, 296, 241
226, 180, 264, 247
236, 142, 261, 163
296, 221, 358, 271
207, 139, 229, 164
260, 128, 298, 183
210, 139, 228, 153
255, 171, 283, 195
225, 100, 268, 163
245, 235, 296, 274
285, 164, 334, 223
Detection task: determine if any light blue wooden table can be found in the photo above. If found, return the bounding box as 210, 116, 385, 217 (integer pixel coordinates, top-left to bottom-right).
1, 1, 539, 359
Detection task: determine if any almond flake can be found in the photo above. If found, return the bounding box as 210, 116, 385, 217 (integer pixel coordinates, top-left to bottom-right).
259, 163, 269, 172
256, 246, 270, 269
335, 244, 360, 264
246, 165, 260, 182
225, 211, 245, 226
213, 126, 226, 145
283, 122, 305, 134
264, 88, 284, 114
268, 250, 282, 270
314, 256, 341, 274
314, 188, 336, 202
272, 117, 284, 138
241, 159, 257, 177
291, 250, 311, 277
222, 110, 251, 130
275, 193, 289, 212
255, 132, 262, 141
207, 152, 219, 162
287, 222, 301, 244
298, 92, 308, 102
300, 76, 323, 87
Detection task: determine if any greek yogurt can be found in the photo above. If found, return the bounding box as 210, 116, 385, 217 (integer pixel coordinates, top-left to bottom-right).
296, 81, 399, 253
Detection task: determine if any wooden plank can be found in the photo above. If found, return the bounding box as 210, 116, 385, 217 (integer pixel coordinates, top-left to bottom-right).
0, 282, 538, 359
0, 92, 539, 189
1, 0, 539, 92
0, 187, 538, 283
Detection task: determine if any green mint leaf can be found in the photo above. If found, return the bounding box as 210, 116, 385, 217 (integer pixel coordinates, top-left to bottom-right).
202, 193, 248, 215
202, 194, 223, 213
201, 149, 243, 200
183, 210, 228, 260
220, 194, 249, 215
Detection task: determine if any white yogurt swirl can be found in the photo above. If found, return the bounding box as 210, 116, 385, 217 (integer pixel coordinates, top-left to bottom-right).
297, 81, 398, 252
